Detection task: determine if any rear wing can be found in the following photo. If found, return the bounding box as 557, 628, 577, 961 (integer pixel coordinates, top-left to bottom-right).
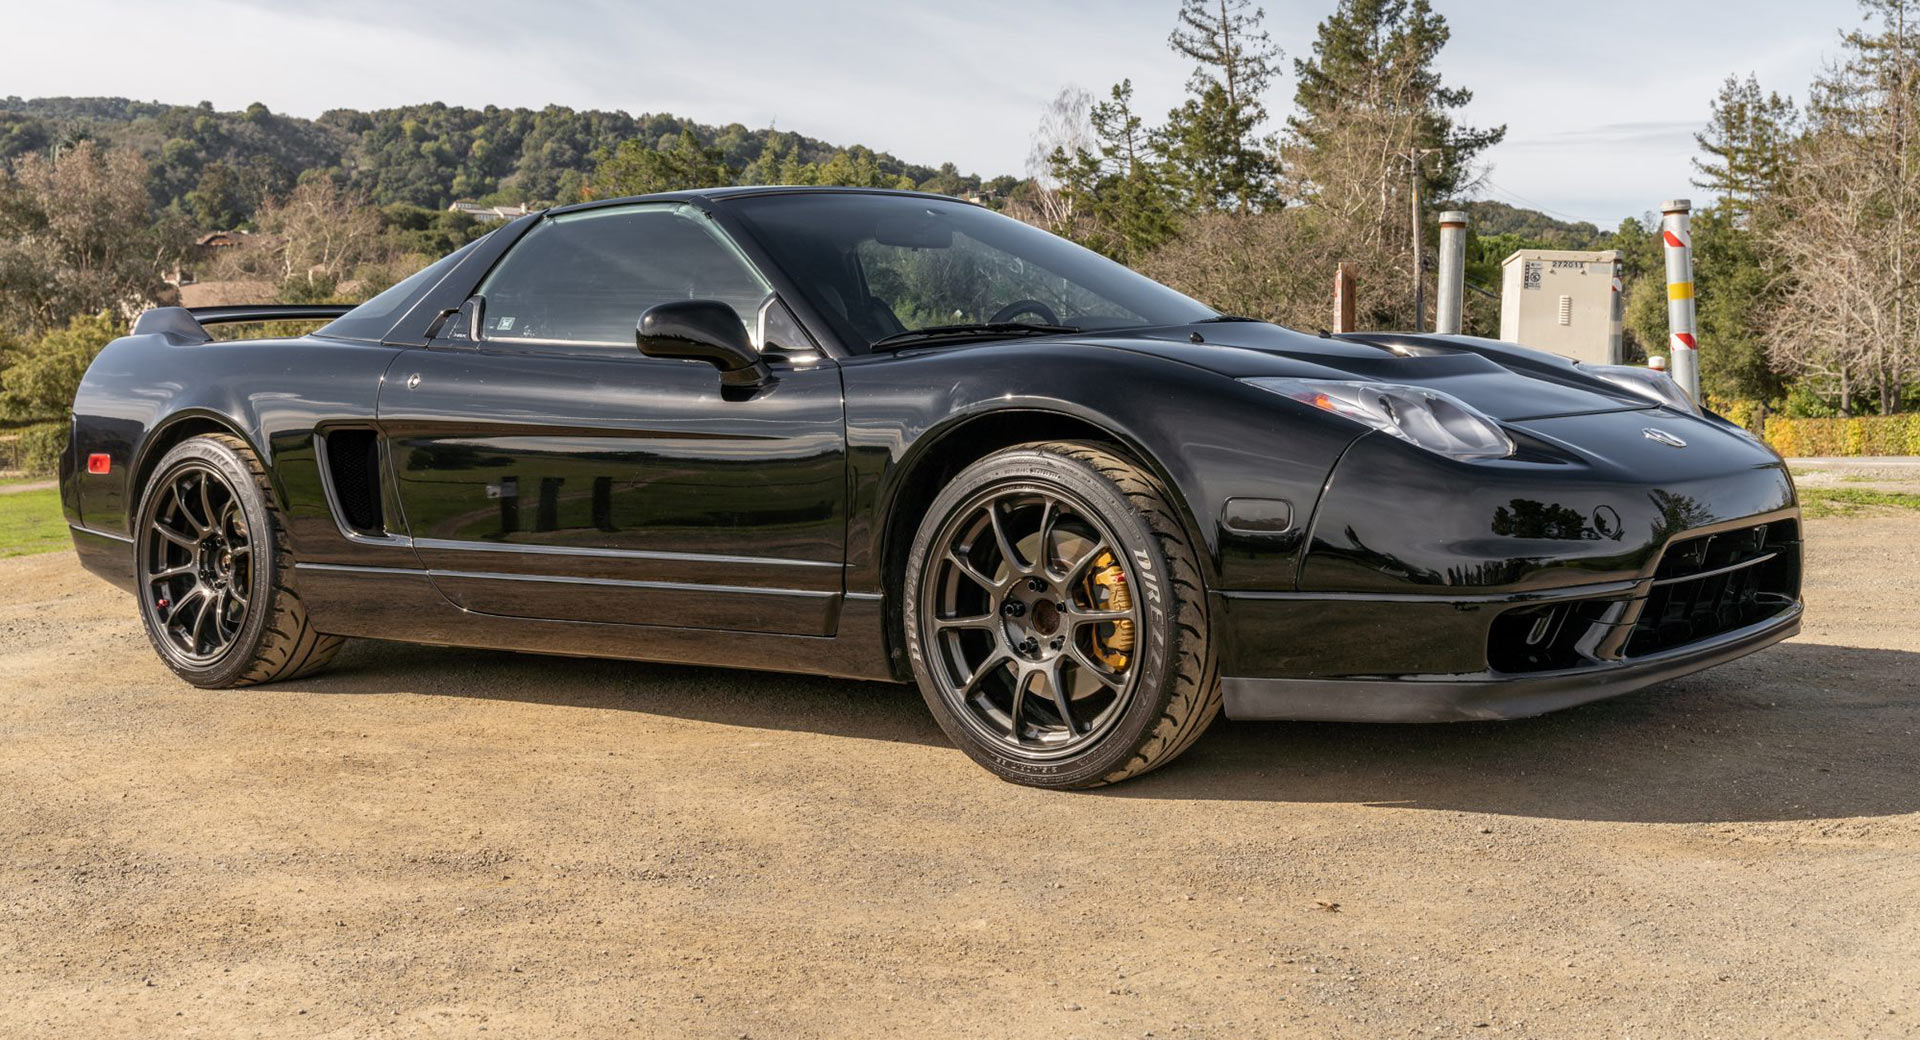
130, 304, 355, 344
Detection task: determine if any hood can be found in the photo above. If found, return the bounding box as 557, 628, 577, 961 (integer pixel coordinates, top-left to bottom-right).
1087, 323, 1649, 422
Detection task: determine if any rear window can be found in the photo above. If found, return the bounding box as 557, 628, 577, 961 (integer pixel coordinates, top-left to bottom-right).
313, 234, 489, 343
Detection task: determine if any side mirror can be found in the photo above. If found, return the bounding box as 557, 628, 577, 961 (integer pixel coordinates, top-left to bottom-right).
637, 300, 773, 389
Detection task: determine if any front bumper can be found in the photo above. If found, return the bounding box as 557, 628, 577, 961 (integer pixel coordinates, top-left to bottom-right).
1221, 598, 1800, 722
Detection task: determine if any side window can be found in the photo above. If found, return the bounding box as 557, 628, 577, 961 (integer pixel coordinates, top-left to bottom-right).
474, 203, 771, 348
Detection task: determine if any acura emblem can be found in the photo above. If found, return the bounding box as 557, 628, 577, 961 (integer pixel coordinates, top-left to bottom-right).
1642, 427, 1687, 448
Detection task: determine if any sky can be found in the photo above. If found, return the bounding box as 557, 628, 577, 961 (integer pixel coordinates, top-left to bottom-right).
6, 0, 1867, 227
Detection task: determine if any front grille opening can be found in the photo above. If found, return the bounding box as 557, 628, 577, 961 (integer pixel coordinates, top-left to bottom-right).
323, 428, 385, 535
1625, 519, 1799, 657
1488, 598, 1624, 674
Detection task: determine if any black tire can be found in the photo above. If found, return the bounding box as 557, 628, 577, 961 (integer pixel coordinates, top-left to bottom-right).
133, 433, 344, 687
903, 441, 1220, 788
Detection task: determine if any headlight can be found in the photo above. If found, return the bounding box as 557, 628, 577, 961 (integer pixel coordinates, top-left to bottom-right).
1242, 377, 1514, 460
1583, 364, 1699, 415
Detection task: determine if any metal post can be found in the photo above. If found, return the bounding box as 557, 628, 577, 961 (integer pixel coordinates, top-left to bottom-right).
1435, 210, 1468, 335
1410, 165, 1426, 330
1333, 262, 1357, 333
1607, 254, 1625, 364
1660, 199, 1700, 402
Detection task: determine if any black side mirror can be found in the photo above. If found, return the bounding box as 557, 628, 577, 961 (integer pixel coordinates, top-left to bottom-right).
637, 300, 773, 389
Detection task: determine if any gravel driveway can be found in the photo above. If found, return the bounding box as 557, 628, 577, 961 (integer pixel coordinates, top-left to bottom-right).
2, 517, 1916, 1038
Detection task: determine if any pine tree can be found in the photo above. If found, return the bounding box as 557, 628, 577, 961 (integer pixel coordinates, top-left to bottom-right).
1692, 74, 1799, 222
1090, 81, 1180, 261
1160, 0, 1283, 211
1288, 0, 1504, 202
1281, 0, 1502, 323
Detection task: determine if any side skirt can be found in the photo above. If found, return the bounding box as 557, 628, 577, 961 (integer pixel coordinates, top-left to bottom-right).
295, 563, 896, 683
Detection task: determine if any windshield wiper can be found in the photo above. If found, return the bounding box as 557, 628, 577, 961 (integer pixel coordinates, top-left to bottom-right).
869, 322, 1080, 351
1195, 314, 1266, 323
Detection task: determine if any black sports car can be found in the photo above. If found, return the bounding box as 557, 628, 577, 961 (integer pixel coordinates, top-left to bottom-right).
62, 187, 1802, 788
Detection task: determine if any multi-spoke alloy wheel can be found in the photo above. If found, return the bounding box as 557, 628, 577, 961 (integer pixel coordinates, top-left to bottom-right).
922, 485, 1144, 759
141, 462, 253, 664
905, 441, 1222, 789
133, 434, 344, 687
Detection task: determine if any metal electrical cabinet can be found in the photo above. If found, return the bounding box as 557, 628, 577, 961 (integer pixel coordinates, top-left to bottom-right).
1498, 249, 1624, 364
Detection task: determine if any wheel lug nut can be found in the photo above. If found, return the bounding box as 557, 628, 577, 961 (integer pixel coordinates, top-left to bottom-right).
1002, 601, 1025, 618
1027, 578, 1046, 592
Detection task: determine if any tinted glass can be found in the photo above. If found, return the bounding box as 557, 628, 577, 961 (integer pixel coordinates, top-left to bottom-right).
476, 203, 771, 346
725, 193, 1216, 352
314, 234, 489, 343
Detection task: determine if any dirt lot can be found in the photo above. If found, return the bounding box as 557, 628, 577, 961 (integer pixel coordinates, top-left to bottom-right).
3, 517, 1917, 1039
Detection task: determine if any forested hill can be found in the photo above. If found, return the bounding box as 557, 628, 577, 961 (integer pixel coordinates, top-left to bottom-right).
0, 96, 1015, 226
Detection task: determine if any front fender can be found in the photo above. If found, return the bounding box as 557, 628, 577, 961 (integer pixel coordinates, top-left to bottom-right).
841, 341, 1364, 595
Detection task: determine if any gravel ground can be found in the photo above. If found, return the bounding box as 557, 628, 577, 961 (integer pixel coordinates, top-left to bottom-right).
2, 517, 1917, 1039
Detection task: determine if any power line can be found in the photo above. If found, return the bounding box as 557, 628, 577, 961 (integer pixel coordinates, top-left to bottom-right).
1477, 177, 1610, 228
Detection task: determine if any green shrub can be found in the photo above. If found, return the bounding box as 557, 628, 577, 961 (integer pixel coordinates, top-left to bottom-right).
15, 422, 69, 476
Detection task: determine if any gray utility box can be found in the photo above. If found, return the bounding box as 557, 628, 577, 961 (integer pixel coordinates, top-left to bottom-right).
1498, 249, 1624, 364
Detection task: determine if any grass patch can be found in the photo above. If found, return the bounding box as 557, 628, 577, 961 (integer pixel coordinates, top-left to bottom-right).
1801, 486, 1920, 519
0, 487, 67, 557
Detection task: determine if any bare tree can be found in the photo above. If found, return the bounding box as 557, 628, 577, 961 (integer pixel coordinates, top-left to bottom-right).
1762, 0, 1920, 415
222, 179, 386, 297
1020, 87, 1097, 236
0, 141, 184, 334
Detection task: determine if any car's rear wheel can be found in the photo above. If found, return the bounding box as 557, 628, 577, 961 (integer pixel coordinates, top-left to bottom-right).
904, 441, 1220, 788
135, 434, 343, 687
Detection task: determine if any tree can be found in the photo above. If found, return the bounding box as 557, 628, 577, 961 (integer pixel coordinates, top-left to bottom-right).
245, 178, 385, 296
1288, 0, 1504, 202
0, 311, 118, 422
1761, 0, 1920, 415
186, 161, 245, 229
1023, 87, 1099, 236
1089, 82, 1180, 260
1161, 0, 1283, 210
0, 141, 182, 336
1041, 81, 1181, 262
1693, 74, 1799, 222
586, 129, 729, 198
1283, 0, 1505, 322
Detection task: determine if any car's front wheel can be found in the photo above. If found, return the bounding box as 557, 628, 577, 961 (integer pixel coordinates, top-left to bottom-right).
134, 433, 344, 687
903, 441, 1220, 788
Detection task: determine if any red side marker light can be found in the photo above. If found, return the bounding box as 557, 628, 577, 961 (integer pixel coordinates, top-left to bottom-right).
87, 453, 111, 474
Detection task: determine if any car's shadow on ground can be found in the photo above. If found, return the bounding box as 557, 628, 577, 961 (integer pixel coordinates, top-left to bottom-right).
301, 639, 1919, 825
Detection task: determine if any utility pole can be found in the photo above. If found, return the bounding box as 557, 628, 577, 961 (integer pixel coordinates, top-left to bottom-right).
1405, 148, 1442, 331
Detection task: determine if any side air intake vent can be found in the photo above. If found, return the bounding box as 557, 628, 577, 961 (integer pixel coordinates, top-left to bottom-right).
322, 429, 385, 535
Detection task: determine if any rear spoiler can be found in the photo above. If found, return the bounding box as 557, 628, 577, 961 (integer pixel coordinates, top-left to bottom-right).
130, 304, 355, 344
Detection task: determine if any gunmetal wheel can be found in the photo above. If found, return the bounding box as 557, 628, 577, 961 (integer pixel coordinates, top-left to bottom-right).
134, 434, 344, 687
904, 441, 1221, 788
141, 462, 253, 665
921, 485, 1145, 759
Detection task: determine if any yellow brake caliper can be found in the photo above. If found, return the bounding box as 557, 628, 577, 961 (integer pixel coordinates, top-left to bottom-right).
1083, 552, 1135, 671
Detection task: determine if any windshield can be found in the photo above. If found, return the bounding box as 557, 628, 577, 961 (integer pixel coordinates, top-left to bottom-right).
314, 233, 491, 343
724, 193, 1216, 352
